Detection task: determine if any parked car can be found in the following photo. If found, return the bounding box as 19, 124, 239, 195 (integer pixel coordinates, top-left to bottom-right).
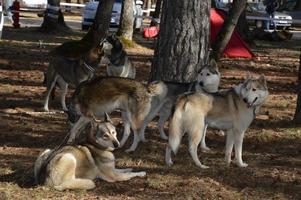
82, 0, 143, 30
0, 1, 4, 39
246, 2, 293, 30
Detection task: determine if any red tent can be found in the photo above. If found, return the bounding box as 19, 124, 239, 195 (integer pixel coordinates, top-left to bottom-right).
211, 9, 255, 58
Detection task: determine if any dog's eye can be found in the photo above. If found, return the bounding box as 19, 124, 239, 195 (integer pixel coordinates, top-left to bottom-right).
206, 73, 210, 76
252, 88, 256, 92
111, 131, 116, 135
103, 134, 109, 140
200, 73, 203, 76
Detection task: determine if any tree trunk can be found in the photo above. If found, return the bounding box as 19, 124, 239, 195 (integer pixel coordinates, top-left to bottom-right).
90, 0, 115, 45
237, 9, 253, 44
40, 0, 68, 32
150, 0, 211, 83
150, 0, 162, 26
117, 0, 134, 41
144, 0, 152, 16
294, 52, 301, 123
51, 0, 115, 59
211, 0, 247, 60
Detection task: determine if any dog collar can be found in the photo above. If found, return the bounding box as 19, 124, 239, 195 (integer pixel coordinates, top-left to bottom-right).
84, 62, 95, 72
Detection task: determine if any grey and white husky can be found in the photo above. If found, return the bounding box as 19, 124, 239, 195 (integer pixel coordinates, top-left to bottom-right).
43, 35, 134, 112
43, 42, 105, 112
66, 77, 167, 152
34, 114, 146, 191
103, 34, 136, 79
130, 60, 221, 152
166, 74, 269, 168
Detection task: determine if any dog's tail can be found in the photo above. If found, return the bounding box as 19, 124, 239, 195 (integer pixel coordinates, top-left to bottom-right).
147, 81, 168, 100
34, 149, 52, 185
168, 95, 189, 154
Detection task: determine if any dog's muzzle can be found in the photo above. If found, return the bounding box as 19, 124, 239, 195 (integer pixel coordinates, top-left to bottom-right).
113, 140, 120, 148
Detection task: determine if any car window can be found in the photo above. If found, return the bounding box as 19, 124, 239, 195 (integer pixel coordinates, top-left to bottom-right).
247, 2, 266, 12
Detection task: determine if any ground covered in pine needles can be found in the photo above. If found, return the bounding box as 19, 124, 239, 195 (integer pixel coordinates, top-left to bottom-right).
0, 26, 300, 200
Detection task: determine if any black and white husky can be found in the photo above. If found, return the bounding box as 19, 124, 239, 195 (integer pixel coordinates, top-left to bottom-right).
103, 34, 136, 79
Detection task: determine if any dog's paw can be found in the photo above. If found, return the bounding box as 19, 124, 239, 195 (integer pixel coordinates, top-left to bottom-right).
138, 171, 146, 177
165, 159, 173, 166
201, 146, 211, 153
54, 185, 64, 191
234, 160, 248, 168
199, 164, 209, 169
43, 107, 49, 112
160, 134, 168, 140
125, 148, 135, 153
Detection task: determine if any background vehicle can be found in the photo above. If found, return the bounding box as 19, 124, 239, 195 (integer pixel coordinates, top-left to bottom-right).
246, 2, 292, 30
82, 0, 143, 30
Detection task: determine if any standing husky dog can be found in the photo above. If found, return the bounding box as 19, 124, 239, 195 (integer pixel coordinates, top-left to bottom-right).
67, 77, 167, 152
138, 60, 220, 149
103, 35, 136, 79
34, 114, 146, 191
166, 74, 268, 168
43, 41, 105, 112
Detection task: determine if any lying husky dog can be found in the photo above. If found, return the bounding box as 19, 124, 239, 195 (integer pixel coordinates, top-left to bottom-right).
43, 41, 105, 112
34, 114, 146, 191
67, 77, 167, 152
166, 74, 268, 168
135, 60, 220, 151
104, 34, 136, 79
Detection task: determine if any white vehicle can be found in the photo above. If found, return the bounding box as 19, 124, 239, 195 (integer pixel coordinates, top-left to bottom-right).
0, 1, 4, 39
82, 0, 143, 30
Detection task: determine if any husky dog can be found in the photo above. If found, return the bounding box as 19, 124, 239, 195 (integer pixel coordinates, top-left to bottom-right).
67, 77, 167, 152
166, 74, 268, 168
103, 35, 136, 79
34, 114, 146, 191
138, 60, 220, 150
43, 40, 105, 112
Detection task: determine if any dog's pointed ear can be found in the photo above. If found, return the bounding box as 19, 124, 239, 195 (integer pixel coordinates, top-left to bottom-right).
209, 59, 218, 71
104, 112, 113, 124
258, 74, 267, 87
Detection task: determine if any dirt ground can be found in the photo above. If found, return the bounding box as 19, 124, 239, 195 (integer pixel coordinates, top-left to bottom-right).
0, 25, 301, 200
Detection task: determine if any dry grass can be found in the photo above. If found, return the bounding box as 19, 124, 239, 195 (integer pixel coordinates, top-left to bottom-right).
0, 25, 300, 199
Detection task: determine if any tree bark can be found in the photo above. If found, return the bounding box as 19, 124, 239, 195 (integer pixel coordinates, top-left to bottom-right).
51, 0, 115, 59
144, 0, 152, 16
40, 0, 68, 32
150, 0, 211, 83
237, 9, 253, 44
117, 0, 134, 41
211, 0, 247, 60
150, 0, 162, 26
294, 52, 301, 123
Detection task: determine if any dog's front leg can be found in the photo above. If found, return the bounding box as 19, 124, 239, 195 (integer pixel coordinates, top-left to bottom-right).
200, 124, 210, 152
233, 131, 248, 167
125, 130, 140, 152
67, 116, 90, 143
59, 81, 68, 111
107, 170, 146, 182
120, 112, 131, 147
43, 74, 58, 112
225, 130, 235, 166
114, 168, 133, 173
